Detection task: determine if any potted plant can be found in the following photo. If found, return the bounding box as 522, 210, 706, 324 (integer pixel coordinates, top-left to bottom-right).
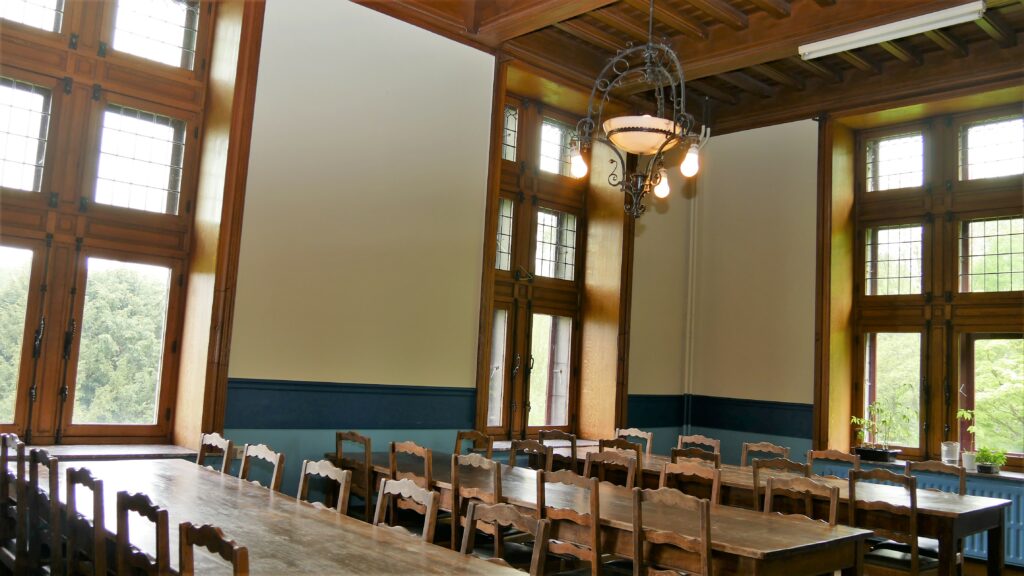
975, 447, 1006, 474
957, 409, 977, 472
851, 403, 903, 462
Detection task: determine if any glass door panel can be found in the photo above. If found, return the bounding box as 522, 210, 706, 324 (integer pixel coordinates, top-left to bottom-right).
0, 245, 33, 423
963, 335, 1023, 455
486, 307, 510, 428
864, 332, 922, 448
527, 313, 572, 427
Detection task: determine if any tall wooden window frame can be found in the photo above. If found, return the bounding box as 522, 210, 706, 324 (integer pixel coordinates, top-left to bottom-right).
0, 0, 218, 443
852, 104, 1023, 468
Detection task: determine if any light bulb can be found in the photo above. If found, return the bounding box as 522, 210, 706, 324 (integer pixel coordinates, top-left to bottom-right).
680, 145, 700, 178
570, 152, 589, 178
653, 168, 670, 198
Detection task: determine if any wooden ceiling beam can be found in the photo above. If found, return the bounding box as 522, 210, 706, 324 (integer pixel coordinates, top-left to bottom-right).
750, 63, 805, 90
475, 0, 620, 45
879, 40, 923, 66
719, 71, 775, 97
814, 0, 836, 5
749, 0, 791, 18
621, 0, 707, 39
587, 8, 652, 43
688, 79, 740, 105
924, 29, 968, 57
836, 50, 881, 74
555, 19, 626, 54
789, 56, 842, 83
975, 11, 1017, 48
685, 0, 749, 30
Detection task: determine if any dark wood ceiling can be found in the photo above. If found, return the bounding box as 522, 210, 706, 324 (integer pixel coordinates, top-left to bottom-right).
355, 0, 1024, 132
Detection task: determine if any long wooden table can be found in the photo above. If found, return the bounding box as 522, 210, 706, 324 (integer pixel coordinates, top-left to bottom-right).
348, 451, 871, 575
26, 459, 520, 575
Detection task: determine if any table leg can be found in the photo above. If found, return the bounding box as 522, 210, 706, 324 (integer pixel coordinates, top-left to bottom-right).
938, 525, 956, 576
840, 538, 864, 576
986, 508, 1005, 576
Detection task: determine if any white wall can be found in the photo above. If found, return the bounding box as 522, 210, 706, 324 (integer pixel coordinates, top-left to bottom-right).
229, 0, 495, 388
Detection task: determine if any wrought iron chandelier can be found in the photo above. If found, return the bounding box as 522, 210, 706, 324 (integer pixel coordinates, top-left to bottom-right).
569, 0, 710, 218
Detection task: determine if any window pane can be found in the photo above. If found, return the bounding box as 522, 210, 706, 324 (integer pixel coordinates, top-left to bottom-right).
95, 104, 186, 215
113, 0, 200, 69
0, 246, 33, 424
539, 119, 575, 177
960, 216, 1023, 292
496, 198, 513, 271
535, 209, 577, 281
865, 224, 923, 295
528, 314, 571, 427
502, 106, 518, 162
961, 116, 1024, 181
486, 309, 508, 428
864, 332, 920, 448
0, 77, 51, 193
0, 0, 64, 33
73, 258, 171, 425
970, 337, 1023, 455
866, 132, 923, 192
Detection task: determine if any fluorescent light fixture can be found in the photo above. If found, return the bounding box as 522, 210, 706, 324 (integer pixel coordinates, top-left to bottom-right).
799, 1, 985, 60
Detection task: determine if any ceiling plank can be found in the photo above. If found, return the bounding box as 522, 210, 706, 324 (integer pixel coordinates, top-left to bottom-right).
750, 63, 805, 90
674, 1, 972, 81
814, 0, 836, 5
621, 0, 707, 39
879, 40, 923, 66
975, 11, 1017, 48
685, 0, 749, 30
461, 0, 479, 34
555, 19, 625, 53
789, 56, 843, 83
748, 0, 791, 18
923, 29, 968, 57
475, 0, 620, 45
836, 50, 881, 74
719, 71, 775, 97
587, 8, 652, 43
688, 79, 740, 104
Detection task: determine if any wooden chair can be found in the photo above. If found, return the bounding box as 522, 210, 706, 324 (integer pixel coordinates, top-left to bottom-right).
238, 443, 285, 491
27, 448, 61, 575
460, 502, 550, 575
541, 470, 601, 576
372, 478, 439, 543
763, 476, 839, 526
197, 432, 234, 474
849, 468, 939, 575
670, 447, 720, 468
677, 434, 720, 454
0, 436, 25, 573
598, 437, 643, 469
584, 449, 636, 489
179, 522, 249, 576
65, 467, 106, 576
509, 439, 553, 472
451, 453, 502, 551
117, 491, 171, 576
615, 427, 653, 459
389, 441, 433, 516
659, 460, 721, 504
806, 449, 861, 478
455, 430, 494, 458
633, 487, 712, 575
336, 430, 373, 519
298, 459, 352, 514
740, 441, 790, 466
751, 457, 809, 511
539, 429, 578, 472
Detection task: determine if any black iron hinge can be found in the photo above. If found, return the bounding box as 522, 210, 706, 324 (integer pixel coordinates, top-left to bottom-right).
62, 77, 72, 94
91, 84, 102, 101
68, 33, 78, 50
97, 42, 107, 57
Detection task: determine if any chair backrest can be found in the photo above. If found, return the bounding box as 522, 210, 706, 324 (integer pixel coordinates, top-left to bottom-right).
659, 460, 721, 504
1, 436, 26, 572
66, 467, 106, 576
336, 430, 372, 518
584, 449, 636, 488
538, 429, 577, 472
197, 432, 234, 474
298, 459, 352, 514
452, 453, 503, 548
633, 487, 711, 575
238, 443, 285, 491
390, 441, 433, 516
372, 478, 439, 543
906, 460, 966, 495
764, 476, 839, 526
751, 457, 809, 511
849, 468, 922, 571
615, 427, 653, 458
741, 441, 790, 466
677, 434, 720, 454
598, 437, 643, 469
671, 447, 721, 468
509, 439, 553, 472
117, 491, 171, 575
0, 434, 22, 543
540, 470, 601, 569
806, 449, 861, 478
454, 430, 494, 458
28, 448, 61, 574
179, 522, 249, 576
460, 502, 550, 575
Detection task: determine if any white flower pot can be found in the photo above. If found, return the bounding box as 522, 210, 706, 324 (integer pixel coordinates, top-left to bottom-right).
962, 451, 977, 473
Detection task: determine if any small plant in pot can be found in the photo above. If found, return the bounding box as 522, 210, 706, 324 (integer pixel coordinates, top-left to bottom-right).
851, 402, 904, 462
957, 409, 977, 472
975, 447, 1007, 474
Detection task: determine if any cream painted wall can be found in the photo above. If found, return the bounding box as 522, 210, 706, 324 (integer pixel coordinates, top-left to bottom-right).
688, 120, 819, 404
228, 0, 494, 387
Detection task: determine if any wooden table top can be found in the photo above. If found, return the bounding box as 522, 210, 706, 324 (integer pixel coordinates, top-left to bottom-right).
23, 444, 196, 461
30, 459, 519, 575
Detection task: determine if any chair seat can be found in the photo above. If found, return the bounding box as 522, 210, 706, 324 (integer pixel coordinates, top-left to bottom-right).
472, 540, 536, 567
864, 547, 941, 571
873, 537, 941, 558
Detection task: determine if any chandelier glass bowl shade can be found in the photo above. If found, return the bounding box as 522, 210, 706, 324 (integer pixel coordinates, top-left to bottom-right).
569, 0, 709, 217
